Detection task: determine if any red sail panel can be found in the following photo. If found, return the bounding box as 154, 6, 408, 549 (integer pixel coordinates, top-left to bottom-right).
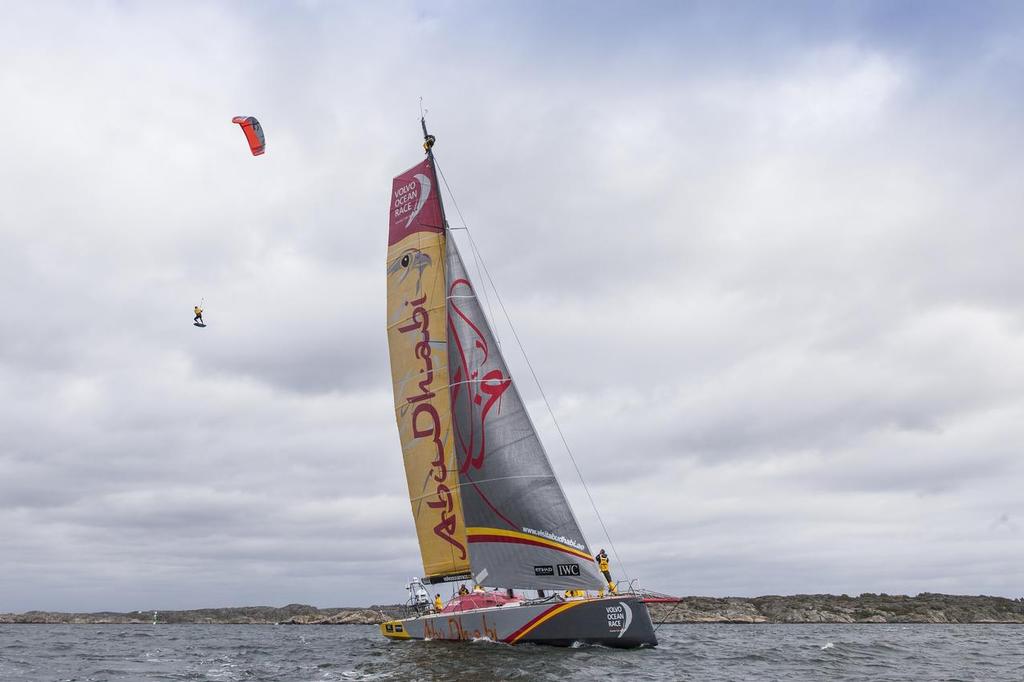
389, 159, 444, 246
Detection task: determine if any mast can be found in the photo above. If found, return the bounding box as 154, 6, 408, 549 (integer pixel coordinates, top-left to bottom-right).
420, 116, 444, 230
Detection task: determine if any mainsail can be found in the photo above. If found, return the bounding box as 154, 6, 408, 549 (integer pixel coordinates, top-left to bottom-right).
387, 140, 605, 591
386, 158, 470, 580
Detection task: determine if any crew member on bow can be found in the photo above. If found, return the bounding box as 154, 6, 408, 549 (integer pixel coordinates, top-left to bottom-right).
433, 593, 443, 611
596, 548, 616, 593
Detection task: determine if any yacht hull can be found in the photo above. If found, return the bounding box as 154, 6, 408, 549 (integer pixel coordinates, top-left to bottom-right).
381, 595, 657, 648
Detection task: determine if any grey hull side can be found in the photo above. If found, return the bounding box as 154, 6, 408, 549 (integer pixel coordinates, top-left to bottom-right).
381, 596, 657, 648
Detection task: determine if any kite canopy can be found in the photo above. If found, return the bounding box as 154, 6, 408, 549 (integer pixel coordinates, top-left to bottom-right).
232, 116, 265, 156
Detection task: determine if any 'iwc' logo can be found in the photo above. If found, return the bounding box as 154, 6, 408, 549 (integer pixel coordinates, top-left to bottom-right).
606, 602, 633, 638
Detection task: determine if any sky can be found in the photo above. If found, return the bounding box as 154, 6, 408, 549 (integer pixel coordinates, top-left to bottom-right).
1, 1, 1023, 612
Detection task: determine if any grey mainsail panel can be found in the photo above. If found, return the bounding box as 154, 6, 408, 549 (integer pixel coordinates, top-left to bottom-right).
446, 239, 605, 591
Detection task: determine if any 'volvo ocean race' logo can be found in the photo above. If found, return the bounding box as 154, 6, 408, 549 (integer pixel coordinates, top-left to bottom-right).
392, 173, 431, 229
606, 602, 634, 638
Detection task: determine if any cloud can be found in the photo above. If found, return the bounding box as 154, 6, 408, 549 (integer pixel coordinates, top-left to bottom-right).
1, 2, 1022, 612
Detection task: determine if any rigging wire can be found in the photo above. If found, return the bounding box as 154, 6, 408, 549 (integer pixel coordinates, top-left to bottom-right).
652, 600, 684, 633
433, 157, 633, 591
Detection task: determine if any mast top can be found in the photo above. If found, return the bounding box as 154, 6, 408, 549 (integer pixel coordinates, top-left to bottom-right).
421, 116, 436, 154
420, 98, 435, 154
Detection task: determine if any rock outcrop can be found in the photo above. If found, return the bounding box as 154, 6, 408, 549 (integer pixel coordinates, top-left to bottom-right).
645, 593, 1024, 624
0, 604, 413, 625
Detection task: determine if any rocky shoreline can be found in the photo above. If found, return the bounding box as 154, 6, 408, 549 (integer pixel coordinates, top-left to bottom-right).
644, 593, 1024, 624
2, 594, 1022, 625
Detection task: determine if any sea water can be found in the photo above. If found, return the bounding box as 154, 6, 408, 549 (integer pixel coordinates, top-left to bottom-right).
1, 623, 1022, 681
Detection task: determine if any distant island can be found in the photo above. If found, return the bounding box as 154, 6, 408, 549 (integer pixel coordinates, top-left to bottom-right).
2, 594, 1023, 625
644, 593, 1024, 624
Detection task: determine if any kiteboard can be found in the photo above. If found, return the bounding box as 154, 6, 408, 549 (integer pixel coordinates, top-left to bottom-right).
194, 322, 206, 328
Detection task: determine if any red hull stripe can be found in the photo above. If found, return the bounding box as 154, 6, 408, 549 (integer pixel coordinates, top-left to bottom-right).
467, 534, 593, 561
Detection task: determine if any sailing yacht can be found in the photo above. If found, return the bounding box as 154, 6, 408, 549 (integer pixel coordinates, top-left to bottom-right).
381, 121, 657, 647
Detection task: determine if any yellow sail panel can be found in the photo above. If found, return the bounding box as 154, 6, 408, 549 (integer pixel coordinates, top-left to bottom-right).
386, 159, 468, 578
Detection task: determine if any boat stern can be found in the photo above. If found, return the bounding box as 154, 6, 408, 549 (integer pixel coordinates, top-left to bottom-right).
512, 596, 658, 648
380, 620, 412, 640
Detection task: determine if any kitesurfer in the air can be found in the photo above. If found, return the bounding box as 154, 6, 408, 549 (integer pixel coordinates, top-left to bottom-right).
194, 305, 204, 325
433, 594, 443, 611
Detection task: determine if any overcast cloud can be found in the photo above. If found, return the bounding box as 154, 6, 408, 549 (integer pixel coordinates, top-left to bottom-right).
1, 1, 1022, 612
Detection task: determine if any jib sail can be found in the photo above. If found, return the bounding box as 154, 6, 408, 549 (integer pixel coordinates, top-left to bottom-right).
446, 240, 605, 591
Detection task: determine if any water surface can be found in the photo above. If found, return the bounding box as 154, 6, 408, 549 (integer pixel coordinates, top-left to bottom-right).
2, 623, 1022, 681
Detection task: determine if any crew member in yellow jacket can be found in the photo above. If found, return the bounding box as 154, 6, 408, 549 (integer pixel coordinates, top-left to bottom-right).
433, 594, 443, 612
596, 549, 617, 593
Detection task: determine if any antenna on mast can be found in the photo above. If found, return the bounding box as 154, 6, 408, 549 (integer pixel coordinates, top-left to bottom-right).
419, 98, 435, 154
